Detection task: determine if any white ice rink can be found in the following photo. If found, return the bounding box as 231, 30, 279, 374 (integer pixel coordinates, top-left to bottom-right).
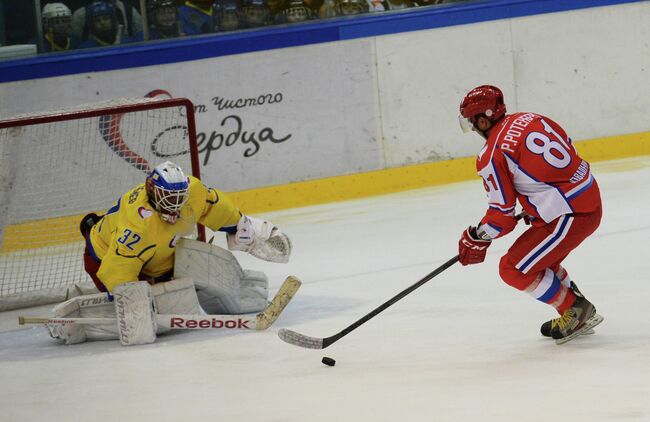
1, 156, 649, 422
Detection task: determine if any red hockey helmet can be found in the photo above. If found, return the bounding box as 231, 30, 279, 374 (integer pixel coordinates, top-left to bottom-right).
459, 85, 506, 133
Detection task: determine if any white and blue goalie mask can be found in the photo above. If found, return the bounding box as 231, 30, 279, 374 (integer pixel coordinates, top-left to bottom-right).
146, 161, 189, 224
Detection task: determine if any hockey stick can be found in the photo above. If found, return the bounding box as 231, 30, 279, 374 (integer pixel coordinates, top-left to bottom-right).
278, 214, 527, 349
278, 256, 459, 349
19, 276, 301, 331
19, 317, 114, 325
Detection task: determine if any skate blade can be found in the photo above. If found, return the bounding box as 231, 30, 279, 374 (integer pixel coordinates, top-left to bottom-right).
555, 313, 604, 345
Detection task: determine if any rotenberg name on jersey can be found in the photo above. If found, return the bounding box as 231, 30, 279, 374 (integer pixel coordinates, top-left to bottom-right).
477, 112, 601, 240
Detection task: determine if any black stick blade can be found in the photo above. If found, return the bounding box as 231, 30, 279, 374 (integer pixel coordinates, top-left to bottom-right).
278, 328, 325, 349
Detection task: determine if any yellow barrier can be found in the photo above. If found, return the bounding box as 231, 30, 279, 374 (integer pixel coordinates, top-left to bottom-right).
230, 132, 650, 214
3, 132, 649, 252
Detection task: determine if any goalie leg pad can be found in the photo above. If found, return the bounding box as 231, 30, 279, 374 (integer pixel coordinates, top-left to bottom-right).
49, 279, 202, 344
47, 322, 87, 345
152, 277, 203, 333
238, 269, 270, 314
174, 238, 270, 314
50, 293, 118, 344
113, 281, 157, 346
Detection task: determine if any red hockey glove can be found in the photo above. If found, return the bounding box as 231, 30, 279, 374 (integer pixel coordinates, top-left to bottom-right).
458, 226, 491, 266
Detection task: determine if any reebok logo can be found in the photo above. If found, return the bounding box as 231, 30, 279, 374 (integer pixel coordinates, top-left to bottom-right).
170, 317, 253, 329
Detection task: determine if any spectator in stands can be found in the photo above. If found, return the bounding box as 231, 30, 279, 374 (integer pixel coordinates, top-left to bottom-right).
320, 0, 383, 16
414, 0, 462, 6
383, 0, 416, 10
133, 0, 183, 40
242, 0, 272, 28
179, 0, 215, 35
40, 3, 81, 52
215, 0, 242, 32
302, 0, 322, 17
333, 0, 368, 16
277, 0, 313, 23
72, 0, 142, 41
78, 1, 132, 48
266, 0, 289, 23
361, 0, 388, 13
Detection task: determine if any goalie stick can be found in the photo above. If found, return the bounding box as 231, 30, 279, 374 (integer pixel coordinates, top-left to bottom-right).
19, 275, 301, 331
278, 256, 459, 349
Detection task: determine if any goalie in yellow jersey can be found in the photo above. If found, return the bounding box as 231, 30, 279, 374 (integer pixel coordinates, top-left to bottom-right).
82, 160, 290, 294
52, 161, 293, 346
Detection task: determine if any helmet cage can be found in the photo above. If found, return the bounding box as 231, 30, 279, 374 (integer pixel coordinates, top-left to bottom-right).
146, 163, 189, 224
243, 5, 269, 25
284, 4, 311, 21
336, 0, 368, 15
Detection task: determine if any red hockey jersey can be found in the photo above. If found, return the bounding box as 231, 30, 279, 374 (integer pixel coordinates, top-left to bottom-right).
476, 112, 601, 239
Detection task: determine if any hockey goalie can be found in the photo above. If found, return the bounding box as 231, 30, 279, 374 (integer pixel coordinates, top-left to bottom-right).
46, 161, 297, 346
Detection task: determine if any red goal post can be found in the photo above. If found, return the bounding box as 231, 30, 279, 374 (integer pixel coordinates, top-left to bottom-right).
0, 97, 203, 311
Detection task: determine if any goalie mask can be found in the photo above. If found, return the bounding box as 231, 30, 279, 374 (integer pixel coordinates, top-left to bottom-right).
146, 161, 189, 224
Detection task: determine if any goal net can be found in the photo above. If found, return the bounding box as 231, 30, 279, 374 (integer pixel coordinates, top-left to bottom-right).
0, 97, 201, 311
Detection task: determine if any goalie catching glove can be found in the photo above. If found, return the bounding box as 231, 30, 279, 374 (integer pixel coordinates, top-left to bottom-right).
227, 215, 292, 263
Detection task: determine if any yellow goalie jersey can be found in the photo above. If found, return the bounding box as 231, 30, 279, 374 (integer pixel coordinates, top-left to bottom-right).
88, 176, 241, 292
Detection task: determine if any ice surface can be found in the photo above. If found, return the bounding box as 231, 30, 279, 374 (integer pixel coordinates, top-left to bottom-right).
1, 156, 649, 421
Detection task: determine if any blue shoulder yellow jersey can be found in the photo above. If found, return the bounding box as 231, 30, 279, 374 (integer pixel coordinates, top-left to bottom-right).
179, 2, 214, 35
88, 176, 240, 291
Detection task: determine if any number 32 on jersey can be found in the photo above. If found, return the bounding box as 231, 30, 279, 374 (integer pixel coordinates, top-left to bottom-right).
117, 228, 141, 250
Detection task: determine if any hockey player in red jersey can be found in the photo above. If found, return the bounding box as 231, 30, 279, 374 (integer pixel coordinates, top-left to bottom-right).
457, 85, 603, 344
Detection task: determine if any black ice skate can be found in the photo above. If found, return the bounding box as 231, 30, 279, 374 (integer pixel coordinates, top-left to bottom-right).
540, 281, 595, 337
551, 295, 604, 345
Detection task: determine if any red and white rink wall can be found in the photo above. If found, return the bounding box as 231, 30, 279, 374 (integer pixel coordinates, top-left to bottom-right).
1, 0, 649, 213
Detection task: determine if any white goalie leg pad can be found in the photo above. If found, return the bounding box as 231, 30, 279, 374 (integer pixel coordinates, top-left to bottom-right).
49, 278, 202, 344
226, 215, 292, 263
239, 269, 270, 313
113, 281, 157, 346
48, 298, 87, 345
174, 238, 269, 314
50, 293, 118, 344
151, 277, 203, 334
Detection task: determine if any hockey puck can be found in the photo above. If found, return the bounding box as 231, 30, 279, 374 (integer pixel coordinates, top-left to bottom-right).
321, 357, 336, 366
